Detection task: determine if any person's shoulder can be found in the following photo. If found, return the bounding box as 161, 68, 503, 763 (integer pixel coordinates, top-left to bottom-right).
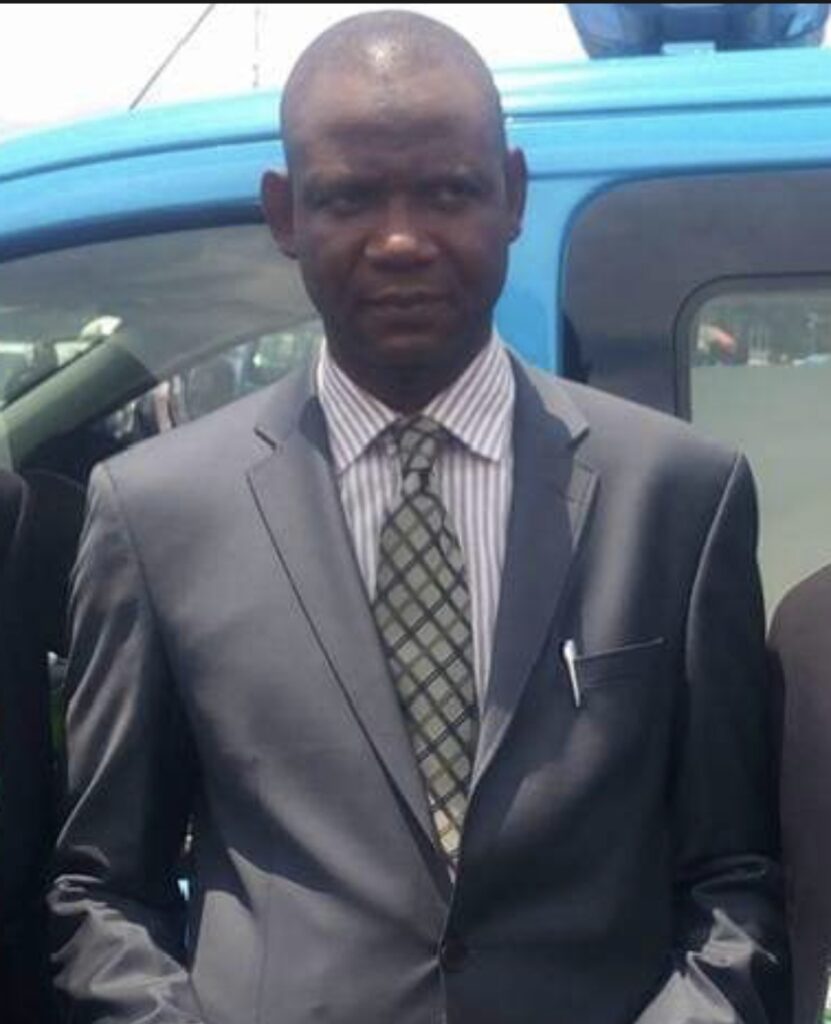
770, 562, 831, 642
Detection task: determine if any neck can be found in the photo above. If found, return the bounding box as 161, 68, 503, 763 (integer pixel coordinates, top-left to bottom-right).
362, 370, 453, 414
330, 339, 491, 414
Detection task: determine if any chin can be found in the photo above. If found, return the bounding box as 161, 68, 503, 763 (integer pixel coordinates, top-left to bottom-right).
373, 333, 449, 365
328, 316, 485, 388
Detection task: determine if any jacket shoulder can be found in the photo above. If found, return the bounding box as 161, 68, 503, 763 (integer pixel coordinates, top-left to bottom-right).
99, 364, 311, 497
523, 363, 741, 480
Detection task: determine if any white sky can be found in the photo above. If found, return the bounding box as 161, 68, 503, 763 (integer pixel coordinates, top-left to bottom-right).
0, 4, 585, 135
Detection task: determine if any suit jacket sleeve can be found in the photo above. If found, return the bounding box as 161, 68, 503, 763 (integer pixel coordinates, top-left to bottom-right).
635, 454, 790, 1023
1, 473, 55, 1021
49, 463, 204, 1023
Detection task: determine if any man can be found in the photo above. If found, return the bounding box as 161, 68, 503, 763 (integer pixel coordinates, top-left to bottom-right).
50, 11, 789, 1023
1, 470, 55, 1022
769, 565, 831, 1023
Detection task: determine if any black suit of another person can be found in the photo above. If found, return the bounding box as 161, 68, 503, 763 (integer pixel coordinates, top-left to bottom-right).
0, 469, 55, 1023
769, 564, 831, 1024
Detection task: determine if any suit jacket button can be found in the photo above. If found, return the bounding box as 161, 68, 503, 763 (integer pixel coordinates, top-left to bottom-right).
440, 934, 468, 972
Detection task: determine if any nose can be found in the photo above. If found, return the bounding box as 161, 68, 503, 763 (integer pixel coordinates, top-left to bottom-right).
364, 198, 437, 266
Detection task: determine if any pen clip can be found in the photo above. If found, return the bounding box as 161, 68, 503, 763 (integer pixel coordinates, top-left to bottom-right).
562, 639, 582, 709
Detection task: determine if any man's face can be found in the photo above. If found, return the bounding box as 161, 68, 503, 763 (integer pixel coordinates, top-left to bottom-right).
263, 64, 526, 403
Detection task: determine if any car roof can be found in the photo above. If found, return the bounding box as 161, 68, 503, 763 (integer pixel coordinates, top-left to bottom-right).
4, 47, 831, 184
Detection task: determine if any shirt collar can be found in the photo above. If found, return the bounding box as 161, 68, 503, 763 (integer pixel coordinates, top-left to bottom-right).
317, 336, 515, 474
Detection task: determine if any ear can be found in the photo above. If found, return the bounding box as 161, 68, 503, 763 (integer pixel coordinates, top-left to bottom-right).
261, 170, 297, 259
504, 148, 528, 242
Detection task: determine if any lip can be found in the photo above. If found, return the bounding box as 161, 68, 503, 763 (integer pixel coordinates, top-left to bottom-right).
361, 291, 448, 309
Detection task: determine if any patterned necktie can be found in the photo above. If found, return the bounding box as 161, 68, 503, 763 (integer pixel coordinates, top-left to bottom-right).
372, 416, 478, 864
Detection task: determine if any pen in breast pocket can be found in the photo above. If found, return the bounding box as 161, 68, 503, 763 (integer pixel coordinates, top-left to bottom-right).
562, 639, 582, 709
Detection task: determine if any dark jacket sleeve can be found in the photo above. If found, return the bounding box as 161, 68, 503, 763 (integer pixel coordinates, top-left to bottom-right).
635, 455, 791, 1023
0, 471, 56, 1022
768, 564, 831, 1024
49, 463, 203, 1023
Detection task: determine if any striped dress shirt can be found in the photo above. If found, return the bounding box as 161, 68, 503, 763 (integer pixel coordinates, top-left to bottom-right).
316, 338, 515, 705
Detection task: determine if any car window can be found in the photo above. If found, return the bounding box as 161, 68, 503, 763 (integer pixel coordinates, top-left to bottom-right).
104, 321, 322, 447
0, 224, 320, 474
688, 283, 831, 610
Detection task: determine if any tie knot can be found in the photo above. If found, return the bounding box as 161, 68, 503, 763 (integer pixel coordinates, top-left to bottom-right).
394, 416, 445, 484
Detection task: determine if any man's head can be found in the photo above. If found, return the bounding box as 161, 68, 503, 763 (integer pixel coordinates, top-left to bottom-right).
262, 11, 527, 412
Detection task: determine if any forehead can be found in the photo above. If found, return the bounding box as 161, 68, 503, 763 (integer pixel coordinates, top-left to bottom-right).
288, 64, 501, 168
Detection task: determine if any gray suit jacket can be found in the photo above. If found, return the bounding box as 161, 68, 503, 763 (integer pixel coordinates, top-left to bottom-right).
50, 359, 789, 1023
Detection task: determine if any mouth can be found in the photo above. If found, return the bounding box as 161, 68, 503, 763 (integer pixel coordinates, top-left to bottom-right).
362, 291, 448, 310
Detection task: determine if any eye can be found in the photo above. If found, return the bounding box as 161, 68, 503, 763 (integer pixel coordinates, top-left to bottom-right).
423, 176, 484, 211
308, 181, 378, 217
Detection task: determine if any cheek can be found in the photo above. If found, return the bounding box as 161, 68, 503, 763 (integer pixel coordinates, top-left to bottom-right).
298, 232, 362, 297
296, 250, 348, 309
454, 235, 510, 301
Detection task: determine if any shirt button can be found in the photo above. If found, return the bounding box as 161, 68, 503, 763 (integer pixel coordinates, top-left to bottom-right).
439, 934, 469, 972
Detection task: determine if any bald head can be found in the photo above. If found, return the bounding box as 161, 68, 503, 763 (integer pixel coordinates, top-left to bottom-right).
280, 11, 506, 170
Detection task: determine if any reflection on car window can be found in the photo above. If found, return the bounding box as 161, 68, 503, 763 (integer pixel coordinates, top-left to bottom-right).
106, 320, 323, 445
693, 290, 831, 368
0, 322, 114, 407
689, 284, 831, 611
0, 225, 321, 469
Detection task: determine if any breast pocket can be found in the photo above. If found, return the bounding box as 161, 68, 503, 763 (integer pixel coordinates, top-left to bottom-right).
570, 637, 665, 691
558, 637, 669, 780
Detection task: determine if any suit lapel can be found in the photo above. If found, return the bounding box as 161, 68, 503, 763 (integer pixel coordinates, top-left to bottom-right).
247, 368, 435, 844
472, 364, 598, 791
